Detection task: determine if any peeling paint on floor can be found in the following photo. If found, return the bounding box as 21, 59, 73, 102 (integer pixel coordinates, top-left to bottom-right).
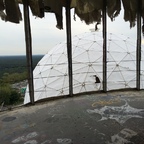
87, 100, 144, 124
12, 132, 38, 143
57, 138, 72, 144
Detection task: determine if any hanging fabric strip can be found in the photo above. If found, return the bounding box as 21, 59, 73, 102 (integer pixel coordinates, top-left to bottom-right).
122, 0, 138, 28
0, 0, 5, 11
5, 0, 22, 23
141, 0, 144, 36
142, 0, 144, 18
29, 0, 44, 18
107, 0, 121, 21
16, 1, 22, 21
72, 0, 103, 24
44, 0, 63, 29
76, 9, 101, 24
71, 0, 102, 14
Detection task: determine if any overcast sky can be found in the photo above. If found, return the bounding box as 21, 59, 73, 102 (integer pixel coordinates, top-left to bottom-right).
0, 6, 142, 56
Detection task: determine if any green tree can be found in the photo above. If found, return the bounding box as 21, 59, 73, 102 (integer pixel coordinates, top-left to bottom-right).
0, 85, 11, 105
9, 90, 21, 104
0, 85, 22, 105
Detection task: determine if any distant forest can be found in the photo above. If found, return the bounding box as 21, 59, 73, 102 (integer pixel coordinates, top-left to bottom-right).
0, 55, 43, 78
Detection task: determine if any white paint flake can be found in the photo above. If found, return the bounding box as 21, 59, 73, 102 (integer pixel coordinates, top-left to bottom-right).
41, 140, 52, 144
12, 136, 25, 143
26, 132, 38, 140
107, 128, 137, 144
24, 140, 38, 144
87, 101, 144, 124
57, 138, 72, 144
12, 132, 38, 143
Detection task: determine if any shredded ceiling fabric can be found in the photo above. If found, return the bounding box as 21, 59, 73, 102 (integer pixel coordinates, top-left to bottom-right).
0, 0, 144, 29
24, 31, 144, 104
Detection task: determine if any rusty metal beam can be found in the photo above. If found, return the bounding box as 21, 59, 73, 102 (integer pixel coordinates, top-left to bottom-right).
136, 0, 142, 90
23, 0, 34, 104
102, 0, 107, 92
66, 0, 73, 96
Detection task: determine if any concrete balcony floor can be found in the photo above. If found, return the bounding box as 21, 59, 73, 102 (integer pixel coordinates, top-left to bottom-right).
1, 90, 144, 144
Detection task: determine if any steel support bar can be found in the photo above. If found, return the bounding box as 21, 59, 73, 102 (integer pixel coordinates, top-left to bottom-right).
102, 0, 107, 92
66, 0, 73, 96
23, 0, 34, 104
136, 0, 142, 90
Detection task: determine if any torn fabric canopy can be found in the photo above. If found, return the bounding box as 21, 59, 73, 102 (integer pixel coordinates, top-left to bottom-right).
71, 0, 103, 24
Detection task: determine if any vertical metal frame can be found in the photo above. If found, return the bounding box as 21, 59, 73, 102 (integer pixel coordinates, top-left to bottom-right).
102, 0, 107, 92
66, 0, 73, 96
136, 0, 142, 90
23, 0, 34, 104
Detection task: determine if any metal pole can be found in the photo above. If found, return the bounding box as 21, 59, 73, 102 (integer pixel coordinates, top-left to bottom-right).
136, 0, 142, 90
66, 0, 73, 96
102, 0, 107, 92
23, 0, 34, 104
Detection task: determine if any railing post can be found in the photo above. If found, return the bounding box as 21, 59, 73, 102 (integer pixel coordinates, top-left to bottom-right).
136, 0, 142, 90
65, 0, 73, 96
23, 0, 34, 104
102, 0, 107, 92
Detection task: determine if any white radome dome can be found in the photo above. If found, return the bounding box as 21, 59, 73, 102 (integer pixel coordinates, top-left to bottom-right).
24, 31, 144, 104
